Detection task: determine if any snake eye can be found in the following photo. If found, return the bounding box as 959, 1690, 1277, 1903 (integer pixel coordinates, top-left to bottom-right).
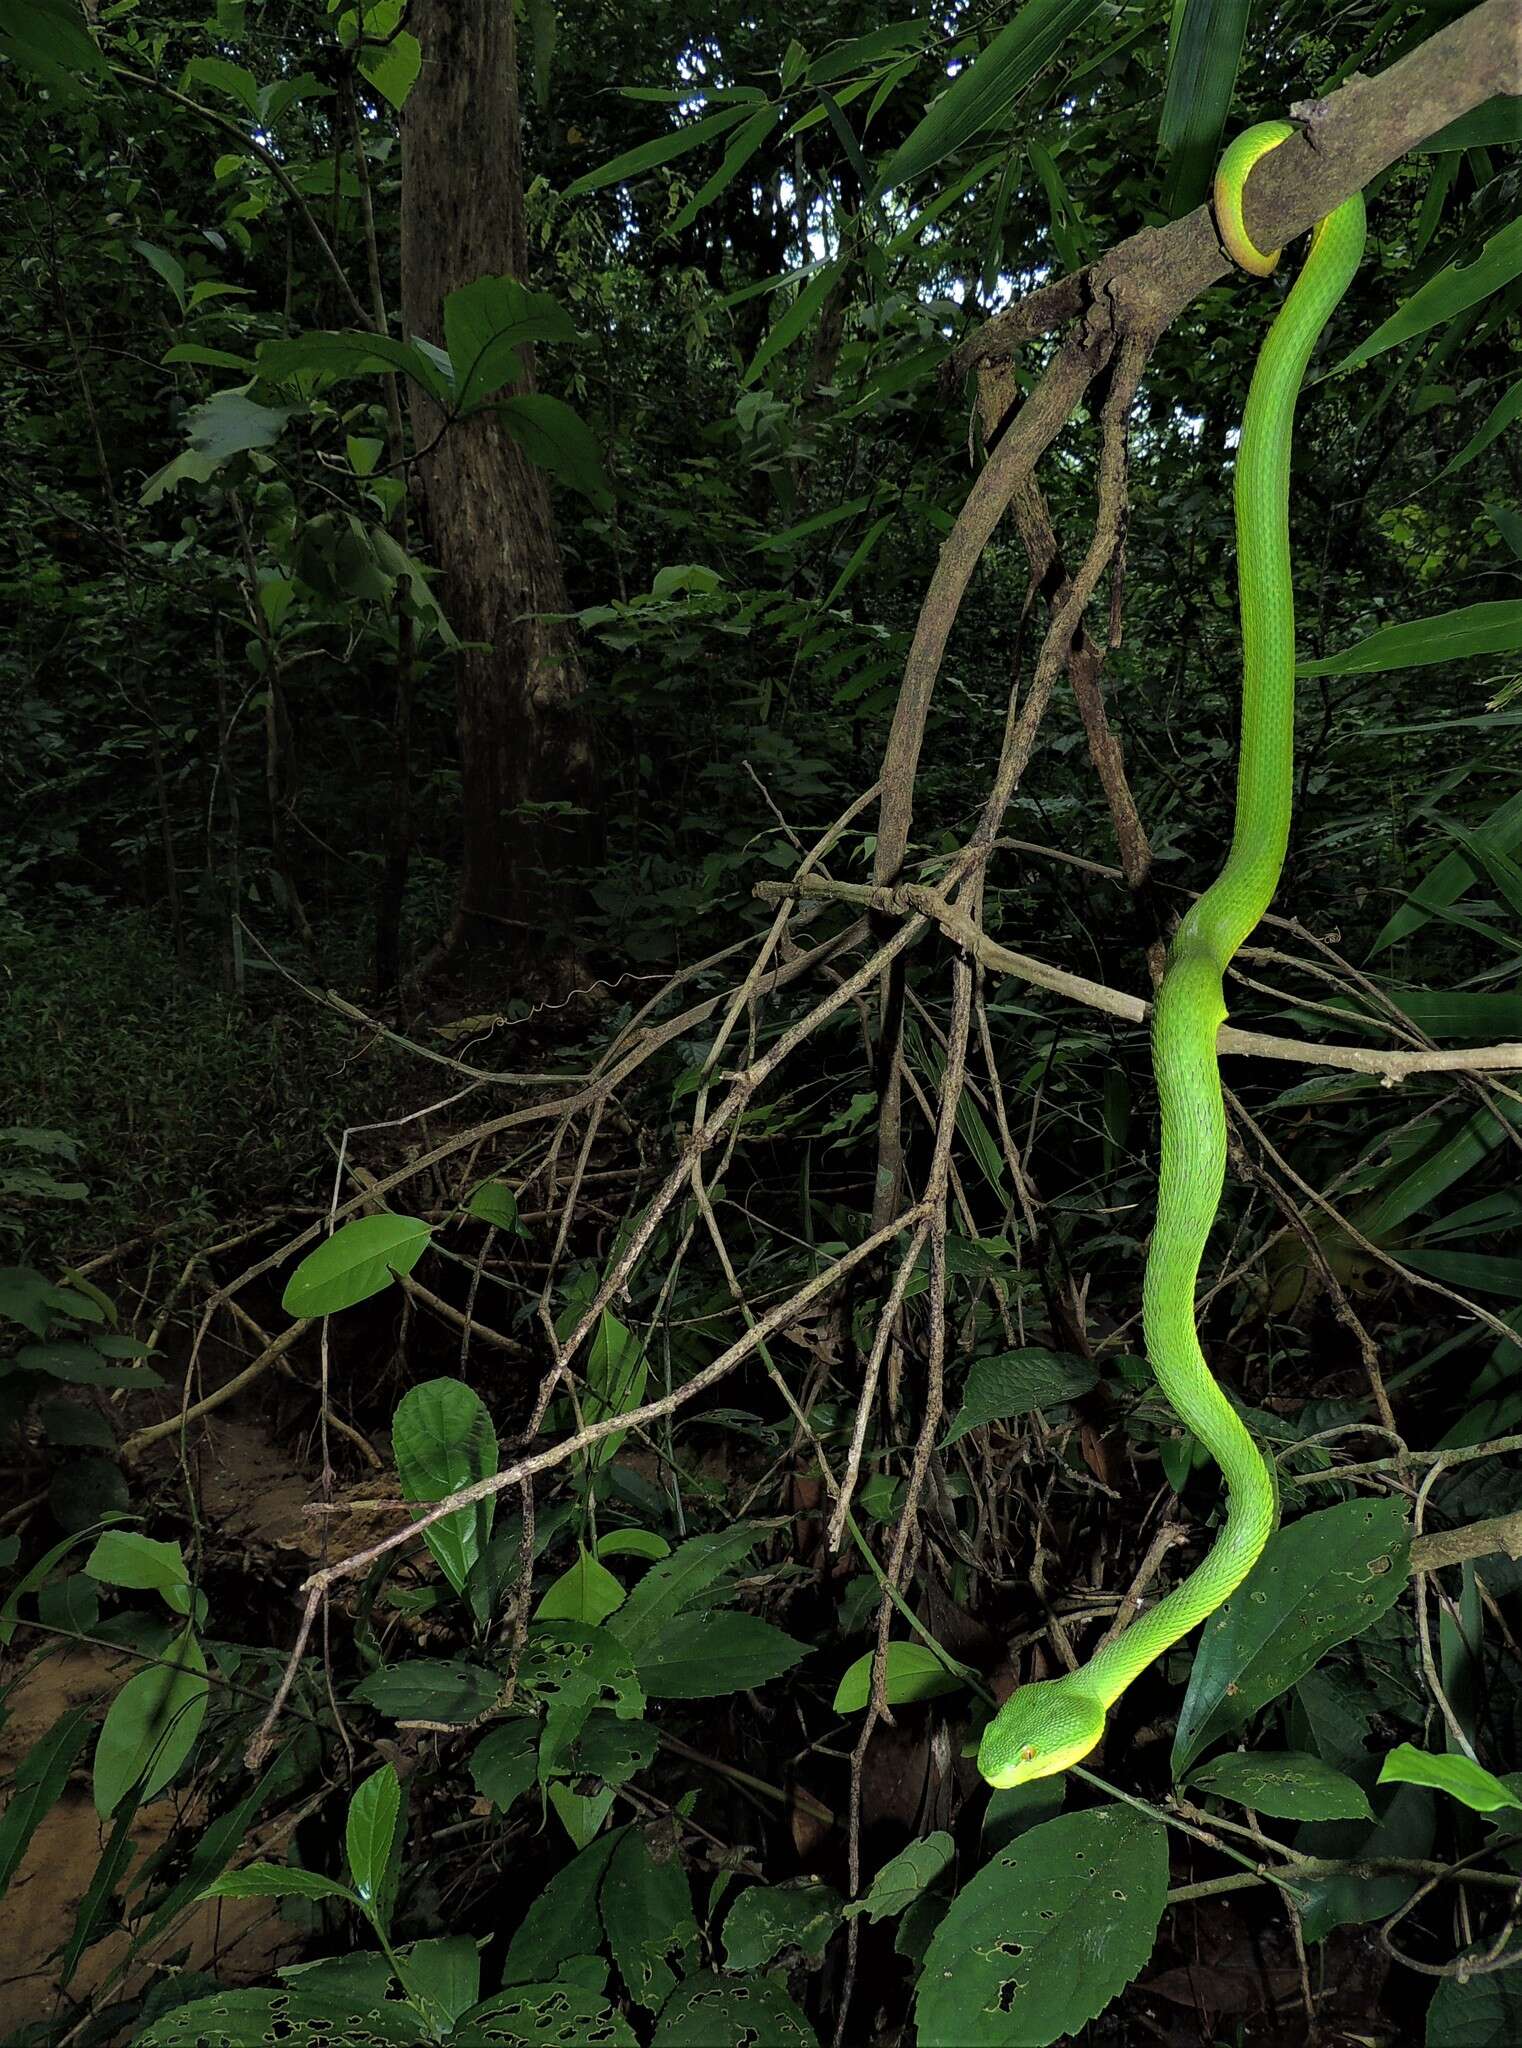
1020, 1744, 1038, 1762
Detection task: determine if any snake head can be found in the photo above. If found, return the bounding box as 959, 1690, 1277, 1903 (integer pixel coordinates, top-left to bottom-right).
977, 1679, 1107, 1788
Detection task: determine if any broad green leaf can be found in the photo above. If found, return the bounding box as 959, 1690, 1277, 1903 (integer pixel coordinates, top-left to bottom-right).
1417, 97, 1522, 152
466, 1982, 638, 2045
843, 1831, 954, 1921
1426, 1960, 1522, 2044
651, 1973, 817, 2047
1187, 1749, 1373, 1821
1373, 788, 1522, 952
916, 1805, 1167, 2046
1297, 1783, 1435, 1943
0, 0, 106, 102
470, 1720, 539, 1811
0, 1707, 92, 1898
876, 0, 1104, 194
833, 1640, 967, 1713
535, 1545, 627, 1626
352, 1657, 500, 1722
549, 1782, 613, 1846
1171, 1499, 1410, 1776
1332, 215, 1522, 377
346, 1763, 402, 1918
163, 342, 254, 372
570, 1713, 657, 1788
257, 330, 452, 405
200, 1862, 359, 1904
281, 1214, 433, 1317
468, 1179, 519, 1229
443, 276, 577, 410
564, 103, 754, 197
1, 1518, 129, 1643
612, 1524, 767, 1654
595, 1528, 671, 1562
636, 1611, 807, 1699
0, 1265, 93, 1337
16, 1341, 164, 1388
181, 55, 260, 115
395, 1935, 479, 2027
602, 1828, 699, 2009
131, 238, 187, 313
1378, 1742, 1522, 1814
501, 1828, 627, 1985
133, 1988, 424, 2047
943, 1348, 1097, 1444
499, 395, 613, 510
93, 1628, 209, 1818
1156, 0, 1252, 218
1298, 601, 1522, 677
359, 29, 420, 108
85, 1530, 188, 1605
572, 1307, 648, 1471
723, 1876, 842, 1968
392, 1376, 498, 1594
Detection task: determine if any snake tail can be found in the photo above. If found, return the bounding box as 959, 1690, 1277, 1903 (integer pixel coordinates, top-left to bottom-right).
978, 127, 1365, 1791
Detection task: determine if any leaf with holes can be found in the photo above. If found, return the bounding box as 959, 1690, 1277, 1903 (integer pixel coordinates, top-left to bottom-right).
1172, 1499, 1410, 1777
1187, 1750, 1374, 1822
651, 1972, 818, 2047
724, 1877, 842, 1969
281, 1214, 433, 1317
392, 1377, 498, 1595
471, 1720, 539, 1812
917, 1805, 1168, 2046
601, 1828, 700, 2010
132, 1988, 428, 2047
465, 1981, 638, 2045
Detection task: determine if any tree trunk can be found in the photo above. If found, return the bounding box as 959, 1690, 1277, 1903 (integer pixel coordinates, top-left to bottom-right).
400, 0, 598, 985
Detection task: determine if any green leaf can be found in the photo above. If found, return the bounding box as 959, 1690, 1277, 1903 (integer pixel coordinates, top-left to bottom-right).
84, 1530, 188, 1601
181, 56, 260, 115
359, 29, 420, 108
200, 1861, 359, 1905
346, 1763, 402, 1919
133, 1988, 424, 2048
1373, 788, 1522, 953
465, 1982, 638, 2045
917, 1805, 1167, 2047
352, 1658, 500, 1723
62, 1791, 138, 1983
1426, 1958, 1522, 2044
396, 1935, 479, 2028
564, 103, 754, 197
131, 238, 187, 314
1428, 376, 1522, 487
671, 103, 782, 233
570, 1713, 657, 1788
444, 276, 577, 410
635, 1610, 807, 1699
0, 1265, 93, 1338
468, 1179, 519, 1229
1378, 1742, 1522, 1814
1187, 1749, 1374, 1822
612, 1523, 767, 1654
136, 1756, 286, 1950
1297, 1783, 1435, 1943
1, 1519, 130, 1643
499, 394, 613, 509
1298, 601, 1522, 677
501, 1828, 626, 1985
741, 258, 843, 388
0, 1707, 92, 1899
93, 1628, 210, 1818
470, 1720, 539, 1812
536, 1545, 627, 1626
723, 1876, 841, 1969
392, 1376, 498, 1595
16, 1341, 163, 1388
1332, 215, 1522, 377
257, 330, 452, 404
843, 1831, 954, 1921
562, 1306, 649, 1471
595, 1528, 671, 1562
832, 1639, 967, 1713
943, 1348, 1097, 1445
602, 1828, 699, 2010
0, 0, 106, 102
1156, 0, 1252, 218
651, 1973, 818, 2048
876, 0, 1104, 194
281, 1214, 433, 1317
1171, 1499, 1410, 1777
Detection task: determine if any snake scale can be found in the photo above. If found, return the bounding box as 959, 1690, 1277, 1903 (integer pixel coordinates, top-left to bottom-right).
978, 125, 1367, 1789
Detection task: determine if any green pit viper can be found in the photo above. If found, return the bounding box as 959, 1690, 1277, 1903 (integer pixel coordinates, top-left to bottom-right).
977, 124, 1367, 1790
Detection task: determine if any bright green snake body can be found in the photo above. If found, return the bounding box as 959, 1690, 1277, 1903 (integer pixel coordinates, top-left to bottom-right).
978, 127, 1366, 1790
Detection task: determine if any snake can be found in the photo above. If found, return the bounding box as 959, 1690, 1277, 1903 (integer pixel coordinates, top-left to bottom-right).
977, 125, 1366, 1790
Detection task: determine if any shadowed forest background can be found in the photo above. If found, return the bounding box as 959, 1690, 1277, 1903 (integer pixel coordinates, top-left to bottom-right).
2, 0, 1522, 2043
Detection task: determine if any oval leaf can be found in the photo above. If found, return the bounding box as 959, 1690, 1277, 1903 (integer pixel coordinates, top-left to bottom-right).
392, 1376, 498, 1595
637, 1611, 806, 1700
1378, 1742, 1522, 1815
833, 1640, 967, 1714
917, 1804, 1168, 2046
281, 1214, 432, 1318
346, 1762, 402, 1912
1187, 1749, 1374, 1822
93, 1628, 209, 1819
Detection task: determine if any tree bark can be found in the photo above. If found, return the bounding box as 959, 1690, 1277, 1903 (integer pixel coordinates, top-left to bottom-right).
400, 0, 599, 986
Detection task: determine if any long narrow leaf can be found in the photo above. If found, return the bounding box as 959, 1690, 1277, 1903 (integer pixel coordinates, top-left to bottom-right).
1157, 0, 1252, 218
1297, 601, 1522, 677
565, 104, 753, 197
1427, 377, 1522, 489
1332, 215, 1522, 377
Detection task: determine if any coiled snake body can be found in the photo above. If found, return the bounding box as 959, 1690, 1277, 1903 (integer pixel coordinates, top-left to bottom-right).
978, 127, 1366, 1789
